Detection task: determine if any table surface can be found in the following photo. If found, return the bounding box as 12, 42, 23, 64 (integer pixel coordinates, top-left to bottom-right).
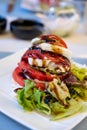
0, 0, 87, 130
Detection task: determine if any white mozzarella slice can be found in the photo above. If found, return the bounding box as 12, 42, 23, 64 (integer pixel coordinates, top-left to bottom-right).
56, 65, 65, 73
28, 57, 51, 67
48, 62, 56, 70
28, 57, 67, 73
31, 37, 40, 45
28, 57, 33, 65
37, 43, 72, 60
35, 59, 43, 67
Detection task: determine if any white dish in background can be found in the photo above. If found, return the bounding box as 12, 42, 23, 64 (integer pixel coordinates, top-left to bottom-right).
0, 49, 87, 130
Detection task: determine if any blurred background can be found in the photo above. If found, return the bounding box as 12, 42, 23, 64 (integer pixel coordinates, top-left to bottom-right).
0, 1, 87, 130
0, 0, 87, 55
0, 0, 87, 35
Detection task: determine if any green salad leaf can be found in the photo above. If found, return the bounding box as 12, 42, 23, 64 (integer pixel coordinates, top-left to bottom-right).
16, 80, 83, 120
17, 80, 51, 115
52, 99, 82, 120
69, 63, 87, 100
69, 85, 87, 101
71, 63, 87, 81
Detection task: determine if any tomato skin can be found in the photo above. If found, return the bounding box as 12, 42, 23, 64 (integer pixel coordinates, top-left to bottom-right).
39, 0, 50, 5
12, 66, 46, 91
18, 61, 53, 81
40, 34, 67, 48
12, 67, 26, 87
13, 67, 46, 91
26, 49, 43, 59
34, 81, 46, 91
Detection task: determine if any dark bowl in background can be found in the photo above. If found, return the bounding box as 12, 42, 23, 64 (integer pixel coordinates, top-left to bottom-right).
10, 19, 45, 40
0, 16, 7, 33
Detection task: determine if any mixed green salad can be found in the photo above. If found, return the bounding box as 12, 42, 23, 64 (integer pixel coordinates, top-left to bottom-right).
16, 63, 87, 120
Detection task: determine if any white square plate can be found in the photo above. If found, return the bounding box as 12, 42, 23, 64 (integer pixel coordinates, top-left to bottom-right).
0, 49, 87, 130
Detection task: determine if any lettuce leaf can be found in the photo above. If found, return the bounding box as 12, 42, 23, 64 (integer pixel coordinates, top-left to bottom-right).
17, 80, 35, 111
16, 80, 83, 120
17, 80, 51, 115
68, 80, 87, 101
68, 63, 87, 100
71, 64, 87, 81
51, 99, 82, 120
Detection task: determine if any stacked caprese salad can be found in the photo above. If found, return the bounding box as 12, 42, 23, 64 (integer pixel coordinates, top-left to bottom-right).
12, 34, 87, 120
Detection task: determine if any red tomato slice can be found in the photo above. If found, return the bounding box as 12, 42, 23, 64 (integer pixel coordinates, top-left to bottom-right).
12, 67, 46, 91
21, 49, 44, 63
12, 67, 26, 87
21, 48, 70, 75
26, 49, 43, 59
40, 34, 67, 48
18, 61, 53, 81
39, 0, 51, 5
34, 81, 45, 91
